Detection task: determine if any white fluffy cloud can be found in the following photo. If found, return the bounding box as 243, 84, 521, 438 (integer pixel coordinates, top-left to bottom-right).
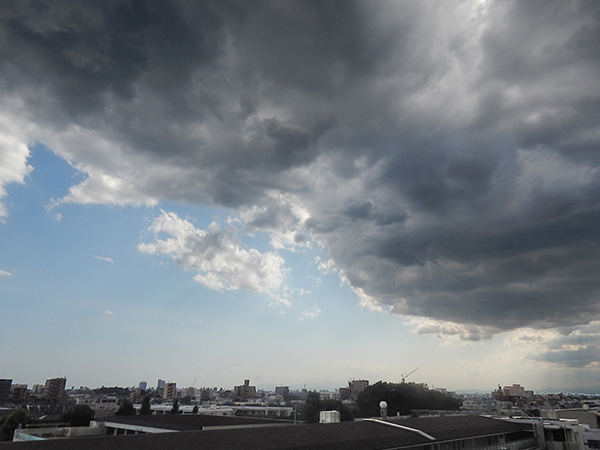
138, 211, 287, 295
0, 109, 32, 221
301, 303, 322, 320
93, 255, 115, 263
240, 192, 311, 251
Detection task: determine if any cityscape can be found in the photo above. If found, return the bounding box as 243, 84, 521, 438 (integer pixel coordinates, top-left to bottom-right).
3, 375, 600, 418
2, 375, 600, 448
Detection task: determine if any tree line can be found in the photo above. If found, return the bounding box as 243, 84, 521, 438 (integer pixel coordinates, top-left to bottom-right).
301, 381, 461, 423
355, 381, 462, 417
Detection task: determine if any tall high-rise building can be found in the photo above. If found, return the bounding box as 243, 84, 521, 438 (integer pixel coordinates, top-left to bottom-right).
234, 379, 257, 400
348, 379, 369, 399
157, 379, 166, 390
11, 384, 28, 400
339, 387, 351, 401
275, 386, 290, 397
0, 379, 12, 405
163, 382, 177, 400
139, 381, 147, 391
198, 389, 211, 401
44, 377, 66, 402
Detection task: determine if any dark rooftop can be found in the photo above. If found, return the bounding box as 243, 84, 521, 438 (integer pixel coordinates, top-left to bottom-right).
0, 415, 535, 450
389, 415, 532, 441
102, 413, 292, 431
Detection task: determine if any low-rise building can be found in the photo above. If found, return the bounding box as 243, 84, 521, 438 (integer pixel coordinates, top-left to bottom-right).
319, 410, 340, 423
88, 396, 119, 418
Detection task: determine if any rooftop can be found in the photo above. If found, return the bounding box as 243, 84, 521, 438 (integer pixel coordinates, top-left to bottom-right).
0, 415, 535, 450
103, 413, 292, 431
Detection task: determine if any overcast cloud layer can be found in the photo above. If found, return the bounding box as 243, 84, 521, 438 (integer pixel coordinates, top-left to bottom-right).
1, 0, 600, 362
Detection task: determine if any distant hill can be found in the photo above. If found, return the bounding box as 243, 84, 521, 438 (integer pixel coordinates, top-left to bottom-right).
537, 386, 600, 395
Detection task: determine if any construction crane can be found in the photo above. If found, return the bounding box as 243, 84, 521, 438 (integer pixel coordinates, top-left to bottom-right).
401, 367, 419, 383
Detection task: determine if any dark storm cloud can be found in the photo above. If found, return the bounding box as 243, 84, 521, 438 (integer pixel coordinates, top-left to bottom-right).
0, 0, 357, 204
226, 0, 402, 94
0, 0, 223, 115
301, 0, 600, 338
477, 0, 600, 163
2, 0, 600, 344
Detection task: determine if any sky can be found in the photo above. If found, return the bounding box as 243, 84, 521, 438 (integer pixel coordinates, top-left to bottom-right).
1, 0, 600, 394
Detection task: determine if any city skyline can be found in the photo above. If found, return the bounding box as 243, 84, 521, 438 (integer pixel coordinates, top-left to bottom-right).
3, 375, 596, 396
1, 1, 599, 393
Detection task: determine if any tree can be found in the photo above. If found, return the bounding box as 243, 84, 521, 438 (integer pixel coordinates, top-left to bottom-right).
170, 398, 180, 414
356, 381, 462, 417
115, 400, 136, 416
303, 391, 321, 423
0, 408, 32, 441
301, 392, 354, 423
321, 399, 354, 422
61, 405, 95, 426
139, 396, 152, 415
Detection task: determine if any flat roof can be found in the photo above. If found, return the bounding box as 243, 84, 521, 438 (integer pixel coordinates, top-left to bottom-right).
102, 413, 292, 431
1, 415, 534, 450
